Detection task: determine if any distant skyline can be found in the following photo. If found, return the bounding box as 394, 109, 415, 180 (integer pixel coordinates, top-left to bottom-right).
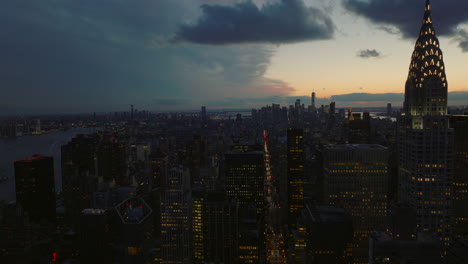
1, 0, 468, 114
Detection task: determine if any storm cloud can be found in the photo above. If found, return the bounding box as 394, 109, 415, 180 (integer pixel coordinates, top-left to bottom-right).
176, 0, 335, 44
458, 30, 468, 52
343, 0, 468, 51
0, 0, 294, 114
357, 49, 381, 58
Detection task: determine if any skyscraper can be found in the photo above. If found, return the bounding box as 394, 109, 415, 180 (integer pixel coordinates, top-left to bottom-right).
398, 0, 454, 244
62, 134, 97, 227
14, 155, 56, 223
79, 209, 113, 264
224, 146, 264, 217
161, 167, 191, 264
404, 1, 447, 117
203, 191, 239, 264
329, 101, 336, 116
311, 91, 316, 109
323, 144, 389, 264
224, 146, 265, 262
96, 136, 127, 185
449, 115, 468, 239
287, 128, 305, 221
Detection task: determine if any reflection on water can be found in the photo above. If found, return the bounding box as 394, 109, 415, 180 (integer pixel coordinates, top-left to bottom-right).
0, 127, 101, 202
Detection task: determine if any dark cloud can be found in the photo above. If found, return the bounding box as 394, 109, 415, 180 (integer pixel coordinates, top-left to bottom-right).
151, 98, 192, 106
343, 0, 468, 51
0, 0, 292, 114
176, 0, 335, 44
357, 49, 381, 58
458, 30, 468, 52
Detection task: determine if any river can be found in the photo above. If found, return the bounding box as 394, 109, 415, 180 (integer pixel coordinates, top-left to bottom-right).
0, 127, 101, 202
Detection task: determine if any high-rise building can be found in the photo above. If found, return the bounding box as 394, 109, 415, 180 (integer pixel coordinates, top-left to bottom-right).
201, 106, 207, 121
114, 197, 153, 263
398, 0, 454, 245
203, 191, 239, 264
161, 167, 191, 264
96, 136, 127, 185
299, 204, 353, 264
311, 91, 316, 109
287, 128, 304, 221
387, 103, 392, 116
14, 155, 56, 224
191, 186, 205, 264
323, 144, 389, 264
149, 148, 168, 189
79, 209, 113, 264
329, 102, 336, 116
403, 1, 447, 117
62, 134, 97, 227
224, 146, 265, 263
369, 232, 442, 264
449, 115, 468, 239
348, 112, 371, 144
224, 146, 264, 217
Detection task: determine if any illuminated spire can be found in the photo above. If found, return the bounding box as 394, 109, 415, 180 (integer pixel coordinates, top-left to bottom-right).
404, 0, 447, 116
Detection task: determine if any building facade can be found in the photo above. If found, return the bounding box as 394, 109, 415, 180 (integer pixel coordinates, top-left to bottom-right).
14, 155, 56, 224
398, 0, 454, 245
324, 144, 389, 264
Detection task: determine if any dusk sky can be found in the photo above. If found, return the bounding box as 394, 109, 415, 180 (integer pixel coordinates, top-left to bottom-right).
2, 0, 468, 114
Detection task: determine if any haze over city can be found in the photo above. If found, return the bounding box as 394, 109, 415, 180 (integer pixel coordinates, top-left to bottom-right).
2, 0, 468, 114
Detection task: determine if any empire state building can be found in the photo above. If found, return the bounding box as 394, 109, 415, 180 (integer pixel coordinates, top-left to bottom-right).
398, 0, 454, 244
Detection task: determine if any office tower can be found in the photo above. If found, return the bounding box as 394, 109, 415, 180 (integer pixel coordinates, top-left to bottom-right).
201, 106, 207, 121
369, 232, 442, 264
398, 0, 454, 244
446, 239, 468, 264
299, 204, 353, 264
204, 191, 239, 264
14, 155, 56, 223
114, 197, 153, 263
131, 104, 134, 119
224, 147, 264, 263
329, 102, 336, 116
388, 205, 417, 241
404, 1, 447, 117
449, 115, 468, 239
238, 205, 262, 264
192, 186, 205, 264
62, 134, 97, 227
161, 167, 191, 264
191, 187, 240, 264
323, 144, 389, 264
348, 112, 371, 144
369, 204, 442, 264
96, 136, 127, 185
150, 148, 168, 188
287, 128, 304, 221
79, 209, 113, 264
387, 103, 392, 116
295, 99, 301, 109
311, 91, 316, 109
224, 146, 264, 217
